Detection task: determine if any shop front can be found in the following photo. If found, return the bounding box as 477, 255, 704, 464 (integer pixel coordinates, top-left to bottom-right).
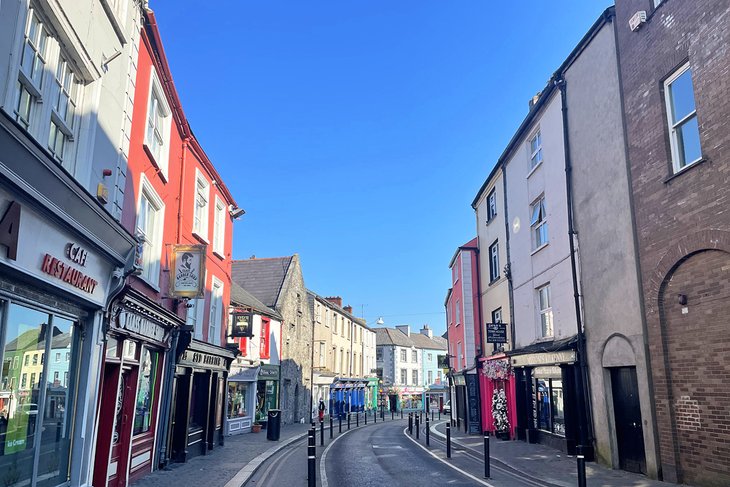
313, 372, 335, 418
256, 364, 280, 427
425, 385, 447, 413
366, 377, 379, 411
511, 344, 583, 455
92, 291, 178, 487
398, 387, 424, 411
0, 165, 132, 487
479, 354, 517, 439
225, 365, 259, 435
170, 340, 235, 462
330, 379, 367, 418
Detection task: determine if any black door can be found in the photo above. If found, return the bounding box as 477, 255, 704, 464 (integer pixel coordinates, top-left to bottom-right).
610, 367, 646, 474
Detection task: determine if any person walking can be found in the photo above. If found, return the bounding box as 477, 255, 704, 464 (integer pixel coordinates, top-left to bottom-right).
318, 398, 326, 423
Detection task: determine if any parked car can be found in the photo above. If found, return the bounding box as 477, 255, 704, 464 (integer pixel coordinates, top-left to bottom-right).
442, 400, 451, 415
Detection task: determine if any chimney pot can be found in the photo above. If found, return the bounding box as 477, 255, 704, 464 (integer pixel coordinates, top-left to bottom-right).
325, 296, 343, 308
344, 305, 353, 314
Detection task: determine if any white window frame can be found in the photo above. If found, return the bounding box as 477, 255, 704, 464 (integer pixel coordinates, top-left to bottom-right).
530, 196, 548, 251
489, 240, 500, 282
136, 174, 165, 288
400, 348, 407, 362
412, 369, 418, 386
456, 300, 461, 325
213, 195, 226, 257
319, 342, 326, 367
664, 63, 702, 173
209, 277, 224, 345
400, 368, 407, 385
144, 66, 172, 179
193, 168, 210, 241
186, 298, 205, 340
428, 370, 433, 385
528, 130, 543, 172
487, 188, 497, 223
538, 284, 554, 338
492, 308, 502, 324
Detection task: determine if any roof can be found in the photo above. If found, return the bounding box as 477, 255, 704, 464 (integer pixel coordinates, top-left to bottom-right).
231, 257, 293, 308
230, 282, 282, 320
410, 332, 447, 351
507, 335, 578, 356
375, 327, 447, 350
307, 289, 367, 327
448, 237, 479, 268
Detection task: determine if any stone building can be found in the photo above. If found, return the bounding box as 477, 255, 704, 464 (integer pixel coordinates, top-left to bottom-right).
232, 255, 312, 424
615, 1, 730, 485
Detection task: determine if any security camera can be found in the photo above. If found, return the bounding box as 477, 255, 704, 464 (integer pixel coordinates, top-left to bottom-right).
228, 205, 245, 219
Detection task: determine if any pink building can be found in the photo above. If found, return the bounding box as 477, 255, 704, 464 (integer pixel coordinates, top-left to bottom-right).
446, 238, 482, 433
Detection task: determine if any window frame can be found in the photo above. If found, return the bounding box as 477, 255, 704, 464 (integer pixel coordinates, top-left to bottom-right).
528, 129, 543, 172
136, 174, 165, 289
663, 63, 702, 174
208, 277, 224, 345
486, 188, 498, 223
144, 66, 172, 179
537, 284, 554, 338
489, 240, 500, 282
212, 195, 226, 257
530, 196, 549, 251
193, 168, 211, 241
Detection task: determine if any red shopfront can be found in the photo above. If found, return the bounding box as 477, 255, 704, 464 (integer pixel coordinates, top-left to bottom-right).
479, 354, 517, 439
92, 291, 180, 487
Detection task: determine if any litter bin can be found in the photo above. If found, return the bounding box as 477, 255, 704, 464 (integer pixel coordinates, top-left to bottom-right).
266, 409, 281, 441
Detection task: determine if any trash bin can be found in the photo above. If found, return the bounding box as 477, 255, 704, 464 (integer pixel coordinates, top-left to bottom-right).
266, 409, 281, 441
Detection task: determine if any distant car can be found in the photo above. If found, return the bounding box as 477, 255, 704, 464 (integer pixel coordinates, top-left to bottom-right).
442, 401, 451, 415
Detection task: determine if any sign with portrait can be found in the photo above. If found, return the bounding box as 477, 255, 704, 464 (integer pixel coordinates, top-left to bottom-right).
231, 312, 254, 337
170, 244, 206, 298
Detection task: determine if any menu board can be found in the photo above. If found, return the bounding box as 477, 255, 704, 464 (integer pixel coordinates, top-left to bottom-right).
466, 374, 481, 434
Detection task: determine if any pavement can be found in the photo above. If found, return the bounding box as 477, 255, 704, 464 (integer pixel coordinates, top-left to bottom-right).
431, 421, 678, 487
130, 421, 313, 487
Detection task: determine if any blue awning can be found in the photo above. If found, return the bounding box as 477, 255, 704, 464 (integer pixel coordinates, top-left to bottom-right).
228, 366, 260, 382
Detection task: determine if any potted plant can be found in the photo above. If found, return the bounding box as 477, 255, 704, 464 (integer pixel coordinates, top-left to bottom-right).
251, 421, 262, 433
492, 388, 510, 440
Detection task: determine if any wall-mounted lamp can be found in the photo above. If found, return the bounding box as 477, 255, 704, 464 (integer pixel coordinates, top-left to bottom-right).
228, 205, 245, 219
678, 294, 688, 306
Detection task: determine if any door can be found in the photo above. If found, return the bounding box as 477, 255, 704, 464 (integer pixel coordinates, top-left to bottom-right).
610, 367, 646, 474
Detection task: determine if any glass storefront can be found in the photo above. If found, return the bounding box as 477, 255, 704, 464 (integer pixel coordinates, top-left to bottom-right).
228, 382, 248, 418
255, 380, 278, 423
0, 302, 79, 487
400, 393, 423, 410
534, 377, 565, 437
133, 349, 159, 435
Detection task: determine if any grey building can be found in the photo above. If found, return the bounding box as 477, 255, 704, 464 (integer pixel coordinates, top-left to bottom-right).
232, 255, 313, 424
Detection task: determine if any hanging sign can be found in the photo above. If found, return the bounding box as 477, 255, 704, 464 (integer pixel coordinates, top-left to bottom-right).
231, 312, 254, 338
170, 244, 206, 298
486, 322, 507, 344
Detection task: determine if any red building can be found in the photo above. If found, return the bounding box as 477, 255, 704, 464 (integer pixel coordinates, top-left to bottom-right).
92, 8, 242, 487
445, 238, 482, 434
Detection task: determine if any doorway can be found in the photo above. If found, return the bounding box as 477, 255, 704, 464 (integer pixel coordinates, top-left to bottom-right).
610, 367, 646, 474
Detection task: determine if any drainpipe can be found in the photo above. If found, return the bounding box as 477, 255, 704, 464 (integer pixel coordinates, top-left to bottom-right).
556, 75, 595, 459
472, 248, 484, 434
501, 168, 516, 353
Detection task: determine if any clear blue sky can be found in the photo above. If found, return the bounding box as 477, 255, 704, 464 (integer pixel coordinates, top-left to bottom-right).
152, 1, 609, 334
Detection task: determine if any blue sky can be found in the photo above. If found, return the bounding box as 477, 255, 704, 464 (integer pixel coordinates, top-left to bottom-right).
152, 1, 609, 334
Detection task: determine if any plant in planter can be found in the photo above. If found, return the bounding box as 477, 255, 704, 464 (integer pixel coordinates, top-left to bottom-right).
492, 387, 510, 439
251, 422, 262, 433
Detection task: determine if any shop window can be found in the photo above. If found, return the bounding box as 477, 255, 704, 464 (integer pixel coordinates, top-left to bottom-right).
0, 303, 78, 486
133, 348, 159, 435
534, 377, 565, 437
260, 318, 270, 360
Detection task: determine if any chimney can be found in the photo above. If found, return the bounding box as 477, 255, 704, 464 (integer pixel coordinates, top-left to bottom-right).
420, 324, 433, 339
344, 305, 353, 314
325, 296, 342, 308
395, 324, 410, 337
528, 91, 541, 110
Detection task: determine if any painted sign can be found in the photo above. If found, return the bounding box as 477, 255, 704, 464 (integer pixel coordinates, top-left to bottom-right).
259, 364, 280, 380
511, 350, 576, 367
179, 350, 227, 371
113, 310, 167, 344
486, 323, 508, 344
170, 244, 206, 298
466, 373, 481, 434
0, 200, 20, 260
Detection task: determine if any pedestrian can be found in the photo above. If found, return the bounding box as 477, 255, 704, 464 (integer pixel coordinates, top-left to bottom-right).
318, 398, 325, 423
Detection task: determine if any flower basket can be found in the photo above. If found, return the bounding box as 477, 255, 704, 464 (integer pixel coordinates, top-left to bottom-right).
491, 388, 510, 438
482, 360, 513, 380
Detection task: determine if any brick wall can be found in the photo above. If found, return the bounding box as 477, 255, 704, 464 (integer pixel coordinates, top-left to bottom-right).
615, 1, 730, 485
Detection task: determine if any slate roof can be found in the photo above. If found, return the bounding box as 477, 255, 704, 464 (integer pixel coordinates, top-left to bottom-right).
375, 327, 446, 350
307, 289, 367, 327
231, 257, 293, 308
410, 332, 447, 351
230, 282, 282, 320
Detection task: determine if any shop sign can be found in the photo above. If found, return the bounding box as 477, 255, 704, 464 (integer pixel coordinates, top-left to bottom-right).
231, 312, 254, 338
179, 350, 226, 370
486, 322, 507, 344
511, 350, 576, 368
259, 364, 279, 379
114, 310, 166, 344
170, 244, 206, 298
466, 374, 481, 434
0, 200, 20, 260
532, 366, 562, 378
452, 374, 466, 386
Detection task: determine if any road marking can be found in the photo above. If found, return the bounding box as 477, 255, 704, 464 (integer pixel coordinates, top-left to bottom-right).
402, 427, 496, 487
320, 422, 366, 487
372, 445, 403, 449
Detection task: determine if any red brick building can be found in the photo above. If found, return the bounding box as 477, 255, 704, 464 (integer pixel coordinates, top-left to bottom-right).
615, 1, 730, 485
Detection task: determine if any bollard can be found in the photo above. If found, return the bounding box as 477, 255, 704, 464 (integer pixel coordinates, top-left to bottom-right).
408, 413, 413, 434
415, 414, 420, 440
438, 409, 441, 421
347, 413, 351, 430
400, 409, 403, 419
374, 408, 377, 424
432, 410, 434, 422
307, 439, 316, 487
391, 409, 394, 420
365, 410, 368, 425
309, 427, 315, 447
330, 415, 334, 439
381, 404, 384, 420
357, 412, 360, 427
446, 423, 452, 458
426, 415, 430, 446
339, 414, 342, 433
577, 446, 586, 487
483, 431, 490, 479
320, 419, 324, 446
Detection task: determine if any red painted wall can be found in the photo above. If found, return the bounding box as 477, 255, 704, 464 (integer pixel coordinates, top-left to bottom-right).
446, 237, 480, 372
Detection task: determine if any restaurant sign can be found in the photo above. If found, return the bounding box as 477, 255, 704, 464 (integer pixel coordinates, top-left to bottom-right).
511, 350, 576, 368
179, 350, 227, 371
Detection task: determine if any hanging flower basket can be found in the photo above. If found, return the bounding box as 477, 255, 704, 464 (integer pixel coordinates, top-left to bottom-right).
491, 388, 510, 437
482, 359, 513, 380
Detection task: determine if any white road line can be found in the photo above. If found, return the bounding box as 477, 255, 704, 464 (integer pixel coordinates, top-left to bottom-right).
402, 427, 497, 487
319, 424, 364, 487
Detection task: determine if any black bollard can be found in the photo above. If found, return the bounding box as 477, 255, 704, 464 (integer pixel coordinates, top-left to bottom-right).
391, 409, 394, 420
577, 446, 586, 487
347, 413, 351, 430
307, 430, 316, 487
438, 409, 441, 421
381, 404, 384, 420
446, 423, 452, 458
320, 419, 324, 446
374, 408, 377, 424
400, 409, 403, 419
415, 414, 420, 439
339, 414, 342, 433
365, 410, 368, 425
356, 412, 359, 427
408, 413, 413, 434
431, 410, 434, 422
483, 431, 490, 478
309, 427, 315, 447
426, 415, 430, 446
330, 415, 334, 439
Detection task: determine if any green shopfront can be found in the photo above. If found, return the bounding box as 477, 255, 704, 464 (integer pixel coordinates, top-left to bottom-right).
256, 365, 279, 426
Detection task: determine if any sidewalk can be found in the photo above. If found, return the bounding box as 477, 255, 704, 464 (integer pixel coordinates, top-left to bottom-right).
131, 422, 312, 487
432, 421, 678, 487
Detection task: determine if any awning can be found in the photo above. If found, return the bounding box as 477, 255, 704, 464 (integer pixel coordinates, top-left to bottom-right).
228, 366, 260, 382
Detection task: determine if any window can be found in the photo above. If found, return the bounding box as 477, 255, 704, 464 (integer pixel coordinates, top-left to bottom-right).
186, 298, 203, 339
53, 371, 59, 382
30, 373, 36, 388
145, 67, 171, 176
209, 278, 224, 345
65, 352, 69, 361
529, 130, 543, 170
487, 188, 497, 222
456, 300, 461, 324
489, 240, 500, 282
400, 349, 407, 362
21, 373, 27, 388
664, 64, 701, 172
457, 342, 463, 370
530, 196, 548, 249
55, 352, 60, 363
319, 342, 326, 367
538, 284, 554, 337
32, 353, 38, 365
213, 196, 226, 256
400, 369, 407, 385
260, 318, 271, 359
492, 308, 502, 324
228, 382, 248, 418
452, 264, 458, 284
340, 349, 344, 374
428, 371, 433, 385
376, 348, 383, 361
136, 176, 164, 286
412, 370, 418, 385
15, 9, 48, 131
535, 378, 565, 436
134, 348, 159, 435
427, 353, 433, 361
48, 57, 79, 167
412, 350, 418, 362
193, 169, 210, 239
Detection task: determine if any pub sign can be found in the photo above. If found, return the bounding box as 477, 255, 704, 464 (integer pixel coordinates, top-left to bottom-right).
486, 322, 507, 344
170, 244, 206, 298
231, 312, 254, 338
